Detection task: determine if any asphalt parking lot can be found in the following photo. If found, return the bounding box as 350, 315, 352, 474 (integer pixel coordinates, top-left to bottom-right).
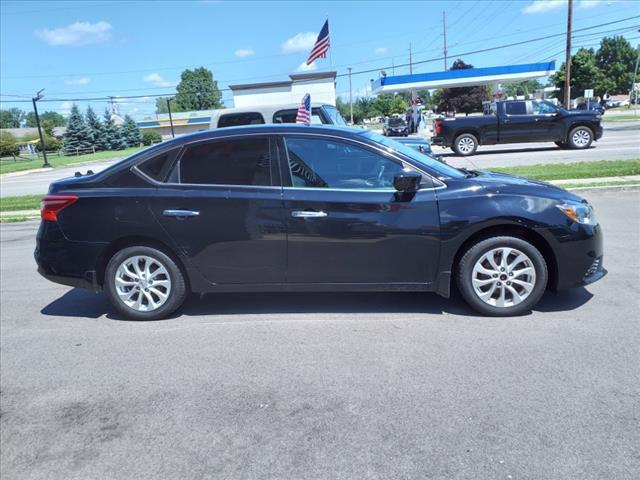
1, 188, 639, 479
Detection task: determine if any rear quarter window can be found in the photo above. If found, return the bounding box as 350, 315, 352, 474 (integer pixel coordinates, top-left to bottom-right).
137, 148, 180, 182
217, 112, 265, 128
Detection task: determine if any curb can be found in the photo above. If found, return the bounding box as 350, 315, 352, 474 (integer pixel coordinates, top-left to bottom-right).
1, 167, 53, 178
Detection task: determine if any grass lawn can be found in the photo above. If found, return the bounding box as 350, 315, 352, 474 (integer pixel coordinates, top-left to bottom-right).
561, 180, 640, 189
0, 194, 42, 212
0, 146, 145, 175
488, 160, 640, 181
603, 115, 640, 122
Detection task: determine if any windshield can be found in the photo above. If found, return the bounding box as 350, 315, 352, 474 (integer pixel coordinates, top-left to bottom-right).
388, 117, 405, 126
359, 130, 466, 179
322, 105, 347, 126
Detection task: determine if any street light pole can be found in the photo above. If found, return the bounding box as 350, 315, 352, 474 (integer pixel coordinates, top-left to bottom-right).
630, 33, 640, 115
348, 67, 353, 125
166, 98, 175, 138
32, 89, 49, 168
563, 0, 573, 109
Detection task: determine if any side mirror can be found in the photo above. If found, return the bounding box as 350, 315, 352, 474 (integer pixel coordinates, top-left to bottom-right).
393, 170, 422, 192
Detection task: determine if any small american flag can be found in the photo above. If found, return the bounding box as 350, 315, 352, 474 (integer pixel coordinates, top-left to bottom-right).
306, 20, 330, 65
295, 93, 311, 125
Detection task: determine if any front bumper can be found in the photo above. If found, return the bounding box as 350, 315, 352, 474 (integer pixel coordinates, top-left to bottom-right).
595, 124, 603, 140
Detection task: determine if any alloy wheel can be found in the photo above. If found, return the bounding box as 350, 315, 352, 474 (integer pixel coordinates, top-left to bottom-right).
572, 129, 591, 147
458, 137, 475, 154
114, 255, 172, 312
471, 247, 536, 308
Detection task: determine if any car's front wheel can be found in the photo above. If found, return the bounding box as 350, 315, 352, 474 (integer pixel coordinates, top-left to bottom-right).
567, 126, 593, 149
105, 246, 187, 320
457, 236, 548, 316
453, 133, 478, 156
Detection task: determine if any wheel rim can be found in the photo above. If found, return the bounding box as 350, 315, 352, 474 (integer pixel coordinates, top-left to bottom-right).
458, 137, 475, 154
572, 129, 591, 147
471, 247, 536, 308
114, 255, 171, 312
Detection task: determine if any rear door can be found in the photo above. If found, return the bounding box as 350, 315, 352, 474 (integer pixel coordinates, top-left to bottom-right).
277, 134, 440, 285
147, 135, 286, 284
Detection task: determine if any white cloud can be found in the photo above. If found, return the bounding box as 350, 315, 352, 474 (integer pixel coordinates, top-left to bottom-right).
374, 47, 388, 55
522, 0, 566, 13
63, 77, 90, 85
338, 84, 372, 101
578, 0, 605, 8
282, 32, 317, 53
234, 48, 255, 57
296, 61, 317, 72
59, 101, 73, 115
35, 21, 112, 46
143, 73, 178, 88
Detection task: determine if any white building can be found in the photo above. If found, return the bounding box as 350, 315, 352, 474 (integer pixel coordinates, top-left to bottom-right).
229, 71, 336, 107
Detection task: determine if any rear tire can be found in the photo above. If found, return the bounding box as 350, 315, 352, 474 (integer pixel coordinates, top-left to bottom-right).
105, 246, 187, 320
453, 133, 478, 156
567, 126, 593, 149
456, 236, 547, 316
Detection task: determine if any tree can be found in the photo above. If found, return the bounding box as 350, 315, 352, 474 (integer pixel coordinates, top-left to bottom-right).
25, 110, 66, 128
21, 132, 62, 151
101, 109, 126, 150
175, 67, 223, 111
502, 80, 542, 98
438, 59, 489, 114
85, 106, 104, 150
371, 94, 407, 117
0, 108, 25, 128
0, 131, 19, 158
121, 115, 142, 147
155, 96, 185, 114
63, 105, 92, 153
141, 129, 162, 146
596, 36, 637, 95
552, 48, 609, 103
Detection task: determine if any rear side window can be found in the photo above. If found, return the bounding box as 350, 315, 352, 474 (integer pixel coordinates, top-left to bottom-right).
179, 137, 272, 186
137, 148, 180, 182
217, 112, 265, 128
505, 102, 527, 115
273, 108, 324, 124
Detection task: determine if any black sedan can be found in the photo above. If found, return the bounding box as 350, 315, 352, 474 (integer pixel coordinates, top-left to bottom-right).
35, 125, 606, 320
393, 136, 444, 162
382, 117, 409, 136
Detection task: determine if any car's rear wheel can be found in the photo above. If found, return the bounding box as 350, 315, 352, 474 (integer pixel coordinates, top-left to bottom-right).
457, 236, 548, 316
567, 126, 593, 149
105, 246, 187, 320
453, 133, 478, 156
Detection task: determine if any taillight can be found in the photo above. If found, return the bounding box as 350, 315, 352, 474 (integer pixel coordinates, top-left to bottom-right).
435, 119, 442, 135
40, 195, 78, 221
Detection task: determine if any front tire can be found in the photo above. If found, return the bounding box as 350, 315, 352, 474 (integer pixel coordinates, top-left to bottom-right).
456, 236, 548, 316
567, 126, 593, 149
453, 133, 478, 156
105, 246, 187, 320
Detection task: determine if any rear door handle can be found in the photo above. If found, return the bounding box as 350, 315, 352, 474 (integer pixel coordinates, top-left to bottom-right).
163, 209, 200, 218
291, 210, 328, 218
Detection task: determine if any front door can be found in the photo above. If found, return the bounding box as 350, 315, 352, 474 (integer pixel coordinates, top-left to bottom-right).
500, 100, 548, 143
278, 135, 440, 285
149, 135, 286, 284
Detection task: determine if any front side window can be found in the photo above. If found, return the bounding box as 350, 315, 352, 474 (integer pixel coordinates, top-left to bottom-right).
179, 137, 272, 186
217, 112, 265, 128
505, 101, 527, 115
284, 136, 405, 189
531, 101, 557, 115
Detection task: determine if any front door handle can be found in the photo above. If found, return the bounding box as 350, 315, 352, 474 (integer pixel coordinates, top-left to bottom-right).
163, 209, 200, 218
291, 210, 328, 218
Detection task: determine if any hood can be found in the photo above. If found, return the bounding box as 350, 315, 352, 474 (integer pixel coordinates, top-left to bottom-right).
472, 170, 584, 202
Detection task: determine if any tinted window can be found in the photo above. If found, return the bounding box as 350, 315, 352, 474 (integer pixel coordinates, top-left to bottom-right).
273, 108, 324, 125
137, 148, 179, 182
505, 102, 527, 115
217, 112, 265, 128
322, 105, 347, 125
531, 101, 557, 115
388, 117, 406, 126
179, 137, 272, 186
284, 136, 405, 189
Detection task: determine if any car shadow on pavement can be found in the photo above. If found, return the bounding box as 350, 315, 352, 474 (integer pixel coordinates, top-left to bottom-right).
40, 286, 594, 321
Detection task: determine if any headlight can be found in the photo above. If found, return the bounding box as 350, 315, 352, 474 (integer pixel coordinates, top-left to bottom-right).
557, 201, 597, 225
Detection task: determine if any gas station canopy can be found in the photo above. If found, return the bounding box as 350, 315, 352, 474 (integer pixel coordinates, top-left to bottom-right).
371, 61, 556, 94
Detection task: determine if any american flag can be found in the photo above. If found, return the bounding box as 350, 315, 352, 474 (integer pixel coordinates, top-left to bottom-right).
295, 93, 311, 125
306, 20, 330, 65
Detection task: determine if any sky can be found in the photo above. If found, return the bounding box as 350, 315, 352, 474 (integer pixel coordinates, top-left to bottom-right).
1, 0, 638, 120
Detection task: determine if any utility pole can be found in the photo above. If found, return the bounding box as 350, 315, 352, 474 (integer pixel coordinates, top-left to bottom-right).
166, 98, 175, 138
392, 58, 395, 76
630, 34, 640, 114
348, 67, 354, 125
563, 0, 573, 109
443, 11, 448, 70
409, 43, 413, 74
32, 89, 49, 168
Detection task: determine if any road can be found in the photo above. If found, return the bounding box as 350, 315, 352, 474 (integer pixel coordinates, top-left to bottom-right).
1, 188, 639, 480
1, 123, 638, 198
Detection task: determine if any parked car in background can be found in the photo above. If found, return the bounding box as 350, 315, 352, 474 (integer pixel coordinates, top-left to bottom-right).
383, 117, 409, 136
208, 103, 346, 129
431, 99, 603, 156
394, 136, 443, 161
35, 125, 605, 320
576, 100, 605, 115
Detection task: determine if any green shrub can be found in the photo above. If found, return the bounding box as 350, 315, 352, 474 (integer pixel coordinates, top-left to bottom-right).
141, 129, 162, 146
20, 133, 62, 151
0, 131, 19, 157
